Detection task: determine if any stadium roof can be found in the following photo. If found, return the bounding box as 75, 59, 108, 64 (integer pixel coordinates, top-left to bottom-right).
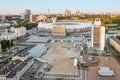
38, 21, 93, 29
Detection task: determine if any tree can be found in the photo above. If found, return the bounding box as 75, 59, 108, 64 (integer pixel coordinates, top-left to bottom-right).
112, 17, 120, 24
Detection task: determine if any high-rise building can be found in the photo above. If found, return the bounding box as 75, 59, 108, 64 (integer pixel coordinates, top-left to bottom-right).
24, 9, 31, 21
20, 9, 31, 21
29, 14, 37, 22
64, 9, 71, 17
25, 9, 31, 15
0, 15, 6, 23
92, 18, 105, 51
75, 10, 81, 16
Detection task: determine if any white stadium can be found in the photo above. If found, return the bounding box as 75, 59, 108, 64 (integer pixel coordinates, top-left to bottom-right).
38, 21, 93, 33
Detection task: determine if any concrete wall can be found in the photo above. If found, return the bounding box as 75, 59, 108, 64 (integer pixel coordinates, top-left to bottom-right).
14, 27, 26, 37
110, 38, 120, 52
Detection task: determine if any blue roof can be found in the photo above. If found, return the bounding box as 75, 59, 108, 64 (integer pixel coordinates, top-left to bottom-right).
28, 44, 47, 58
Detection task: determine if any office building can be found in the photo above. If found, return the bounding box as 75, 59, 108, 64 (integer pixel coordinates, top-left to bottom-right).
14, 27, 26, 37
64, 9, 71, 16
20, 9, 31, 21
92, 18, 105, 51
24, 9, 31, 21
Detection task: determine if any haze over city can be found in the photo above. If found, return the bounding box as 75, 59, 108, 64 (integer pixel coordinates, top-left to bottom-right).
0, 0, 120, 14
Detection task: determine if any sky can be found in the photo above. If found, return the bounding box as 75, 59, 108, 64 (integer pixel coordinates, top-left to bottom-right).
0, 0, 120, 15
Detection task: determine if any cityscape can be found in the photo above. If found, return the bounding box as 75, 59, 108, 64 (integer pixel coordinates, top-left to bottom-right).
0, 0, 120, 80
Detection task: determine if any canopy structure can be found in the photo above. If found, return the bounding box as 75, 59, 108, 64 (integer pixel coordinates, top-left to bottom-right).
98, 67, 114, 76
28, 44, 47, 58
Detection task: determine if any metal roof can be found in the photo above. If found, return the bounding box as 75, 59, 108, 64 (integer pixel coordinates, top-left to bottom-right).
38, 21, 93, 29
28, 44, 47, 58
98, 67, 114, 76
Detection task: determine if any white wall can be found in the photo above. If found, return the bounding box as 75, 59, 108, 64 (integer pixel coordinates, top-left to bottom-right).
100, 27, 105, 51
14, 27, 26, 37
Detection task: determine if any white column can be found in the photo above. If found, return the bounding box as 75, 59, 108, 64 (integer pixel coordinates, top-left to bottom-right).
91, 25, 94, 50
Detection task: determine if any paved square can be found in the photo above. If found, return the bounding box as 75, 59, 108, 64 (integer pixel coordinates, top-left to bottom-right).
41, 42, 80, 73
88, 56, 120, 80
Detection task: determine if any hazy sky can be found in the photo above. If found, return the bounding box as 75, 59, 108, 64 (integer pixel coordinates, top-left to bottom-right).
0, 0, 120, 14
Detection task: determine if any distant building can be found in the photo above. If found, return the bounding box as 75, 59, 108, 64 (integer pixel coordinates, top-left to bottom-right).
29, 14, 37, 22
64, 9, 71, 16
92, 18, 105, 51
0, 15, 6, 23
29, 14, 33, 22
20, 13, 25, 19
14, 27, 26, 37
24, 9, 31, 21
36, 15, 47, 22
51, 16, 57, 23
56, 14, 63, 17
20, 9, 31, 21
75, 10, 81, 16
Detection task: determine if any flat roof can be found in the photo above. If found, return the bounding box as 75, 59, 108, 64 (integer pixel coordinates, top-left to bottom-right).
26, 36, 49, 43
111, 37, 120, 45
6, 57, 32, 78
0, 60, 21, 75
38, 21, 93, 29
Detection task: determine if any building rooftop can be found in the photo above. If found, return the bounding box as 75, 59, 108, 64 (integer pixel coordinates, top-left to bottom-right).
6, 62, 26, 78
0, 23, 11, 27
38, 21, 93, 29
6, 57, 32, 78
111, 37, 120, 45
0, 60, 21, 75
88, 56, 120, 80
106, 24, 118, 27
0, 57, 32, 78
